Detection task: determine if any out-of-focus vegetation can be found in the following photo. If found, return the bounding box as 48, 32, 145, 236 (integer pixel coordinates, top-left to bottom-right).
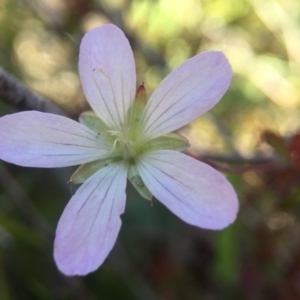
0, 0, 300, 299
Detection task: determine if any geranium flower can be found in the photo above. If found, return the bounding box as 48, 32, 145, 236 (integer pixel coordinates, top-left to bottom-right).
0, 24, 238, 276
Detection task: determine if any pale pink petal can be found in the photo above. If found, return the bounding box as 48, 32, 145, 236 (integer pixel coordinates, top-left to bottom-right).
137, 150, 238, 230
0, 112, 110, 167
54, 162, 127, 276
79, 24, 136, 130
140, 51, 232, 140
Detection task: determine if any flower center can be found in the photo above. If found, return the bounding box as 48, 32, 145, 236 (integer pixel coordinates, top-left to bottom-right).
108, 130, 138, 161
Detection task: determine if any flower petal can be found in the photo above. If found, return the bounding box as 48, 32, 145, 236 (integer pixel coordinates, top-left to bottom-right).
141, 51, 232, 140
54, 162, 127, 276
0, 112, 110, 167
137, 150, 238, 230
79, 24, 136, 130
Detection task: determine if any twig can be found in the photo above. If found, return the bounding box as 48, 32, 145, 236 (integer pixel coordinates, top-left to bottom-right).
0, 67, 66, 116
200, 159, 277, 173
187, 151, 285, 173
196, 152, 277, 165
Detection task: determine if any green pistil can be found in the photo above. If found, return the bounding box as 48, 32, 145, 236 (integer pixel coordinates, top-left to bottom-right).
120, 139, 137, 160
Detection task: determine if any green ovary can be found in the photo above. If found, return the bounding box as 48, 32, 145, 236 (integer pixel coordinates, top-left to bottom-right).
110, 134, 139, 161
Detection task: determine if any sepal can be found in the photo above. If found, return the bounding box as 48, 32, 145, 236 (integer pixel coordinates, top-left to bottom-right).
71, 158, 119, 184
79, 111, 109, 133
128, 164, 152, 201
79, 111, 115, 145
139, 133, 190, 153
126, 83, 148, 140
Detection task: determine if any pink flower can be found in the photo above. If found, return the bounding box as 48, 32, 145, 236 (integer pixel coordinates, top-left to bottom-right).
0, 24, 238, 276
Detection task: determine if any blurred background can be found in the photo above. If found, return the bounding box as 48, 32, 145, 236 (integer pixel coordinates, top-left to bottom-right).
1, 0, 300, 299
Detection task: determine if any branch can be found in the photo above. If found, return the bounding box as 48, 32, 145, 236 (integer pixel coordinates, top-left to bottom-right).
188, 151, 285, 173
0, 67, 66, 116
197, 152, 276, 165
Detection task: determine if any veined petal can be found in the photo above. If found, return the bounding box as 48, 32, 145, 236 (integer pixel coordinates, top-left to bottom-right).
79, 24, 136, 130
54, 162, 127, 276
140, 51, 232, 140
137, 150, 238, 230
0, 112, 110, 167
